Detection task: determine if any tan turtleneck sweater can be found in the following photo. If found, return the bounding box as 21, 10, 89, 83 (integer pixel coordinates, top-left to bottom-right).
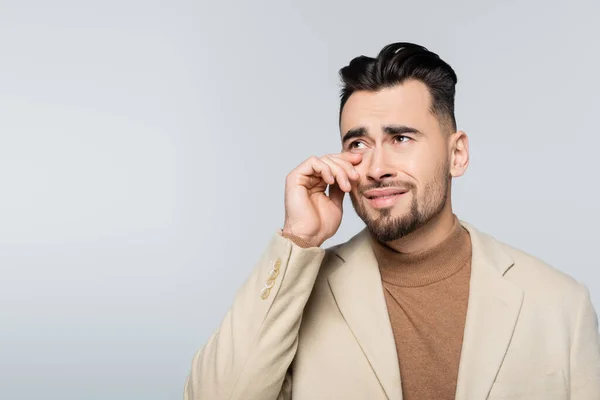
370, 217, 472, 400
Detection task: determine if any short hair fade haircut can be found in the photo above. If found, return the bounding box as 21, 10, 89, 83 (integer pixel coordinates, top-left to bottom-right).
338, 42, 458, 132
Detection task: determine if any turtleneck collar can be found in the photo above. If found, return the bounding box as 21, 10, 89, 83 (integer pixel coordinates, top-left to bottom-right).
370, 216, 472, 287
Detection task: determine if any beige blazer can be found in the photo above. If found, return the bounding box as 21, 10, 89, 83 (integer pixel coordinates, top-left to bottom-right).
184, 221, 600, 399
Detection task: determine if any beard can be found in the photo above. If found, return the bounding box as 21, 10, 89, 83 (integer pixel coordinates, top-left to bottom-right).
349, 162, 450, 243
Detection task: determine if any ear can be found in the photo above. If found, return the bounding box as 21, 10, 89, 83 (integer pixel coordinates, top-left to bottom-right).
450, 130, 469, 178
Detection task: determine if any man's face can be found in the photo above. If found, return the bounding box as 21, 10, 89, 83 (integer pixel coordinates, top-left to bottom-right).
340, 80, 454, 243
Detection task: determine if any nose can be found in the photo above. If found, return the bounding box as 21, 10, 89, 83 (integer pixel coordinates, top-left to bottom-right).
365, 147, 397, 182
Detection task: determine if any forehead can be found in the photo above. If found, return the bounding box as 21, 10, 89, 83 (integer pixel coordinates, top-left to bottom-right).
340, 80, 435, 136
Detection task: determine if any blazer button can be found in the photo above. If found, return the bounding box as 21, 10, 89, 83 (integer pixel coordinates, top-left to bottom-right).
268, 268, 279, 280
272, 258, 281, 271
260, 286, 270, 300
265, 277, 276, 289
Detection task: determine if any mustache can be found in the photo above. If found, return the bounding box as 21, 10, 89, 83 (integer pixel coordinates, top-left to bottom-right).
358, 181, 415, 195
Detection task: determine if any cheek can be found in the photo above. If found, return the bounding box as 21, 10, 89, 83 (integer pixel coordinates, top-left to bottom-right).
405, 148, 441, 181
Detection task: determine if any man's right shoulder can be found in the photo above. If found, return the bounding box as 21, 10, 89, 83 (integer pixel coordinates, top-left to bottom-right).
316, 243, 346, 280
315, 228, 370, 282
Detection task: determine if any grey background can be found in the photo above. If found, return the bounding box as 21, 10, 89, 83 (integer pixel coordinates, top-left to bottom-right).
0, 0, 598, 399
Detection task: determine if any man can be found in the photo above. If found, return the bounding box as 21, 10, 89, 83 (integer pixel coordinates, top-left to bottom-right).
184, 43, 600, 399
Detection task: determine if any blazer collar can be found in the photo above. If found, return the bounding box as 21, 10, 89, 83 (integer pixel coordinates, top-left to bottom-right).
329, 228, 402, 400
329, 220, 523, 400
454, 221, 523, 400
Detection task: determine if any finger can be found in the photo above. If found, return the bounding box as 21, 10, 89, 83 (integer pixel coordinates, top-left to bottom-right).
323, 156, 361, 191
334, 151, 363, 165
328, 182, 344, 210
295, 156, 335, 186
327, 155, 361, 181
321, 156, 352, 192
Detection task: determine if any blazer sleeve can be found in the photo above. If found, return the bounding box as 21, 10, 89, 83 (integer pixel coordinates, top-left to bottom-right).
570, 284, 600, 399
184, 231, 326, 400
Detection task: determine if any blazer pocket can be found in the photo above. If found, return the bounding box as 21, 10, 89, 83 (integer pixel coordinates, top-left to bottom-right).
487, 370, 567, 400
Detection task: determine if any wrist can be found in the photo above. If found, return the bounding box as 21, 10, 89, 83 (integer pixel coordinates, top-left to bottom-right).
281, 229, 318, 248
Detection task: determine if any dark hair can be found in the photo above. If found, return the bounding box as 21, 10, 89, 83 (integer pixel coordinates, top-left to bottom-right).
339, 42, 458, 132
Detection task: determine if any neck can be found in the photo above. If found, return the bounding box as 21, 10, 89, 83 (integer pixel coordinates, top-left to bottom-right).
382, 201, 456, 254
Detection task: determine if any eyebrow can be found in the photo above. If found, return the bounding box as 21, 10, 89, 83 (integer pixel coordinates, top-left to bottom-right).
341, 125, 423, 145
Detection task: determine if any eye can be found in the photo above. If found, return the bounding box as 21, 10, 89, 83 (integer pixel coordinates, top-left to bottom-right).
394, 135, 411, 143
348, 141, 366, 149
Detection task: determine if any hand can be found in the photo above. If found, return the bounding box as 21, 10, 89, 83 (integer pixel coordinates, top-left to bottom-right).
282, 152, 362, 247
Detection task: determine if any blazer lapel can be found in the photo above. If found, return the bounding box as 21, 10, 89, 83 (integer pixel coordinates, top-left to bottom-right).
455, 221, 524, 400
328, 229, 403, 400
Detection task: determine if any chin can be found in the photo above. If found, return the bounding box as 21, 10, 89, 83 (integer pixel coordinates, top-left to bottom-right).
367, 202, 409, 218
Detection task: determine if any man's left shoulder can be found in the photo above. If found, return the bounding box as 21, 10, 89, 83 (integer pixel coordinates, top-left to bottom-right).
494, 237, 585, 301
462, 219, 586, 301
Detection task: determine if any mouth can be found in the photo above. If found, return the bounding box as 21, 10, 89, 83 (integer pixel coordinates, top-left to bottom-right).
363, 188, 409, 209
